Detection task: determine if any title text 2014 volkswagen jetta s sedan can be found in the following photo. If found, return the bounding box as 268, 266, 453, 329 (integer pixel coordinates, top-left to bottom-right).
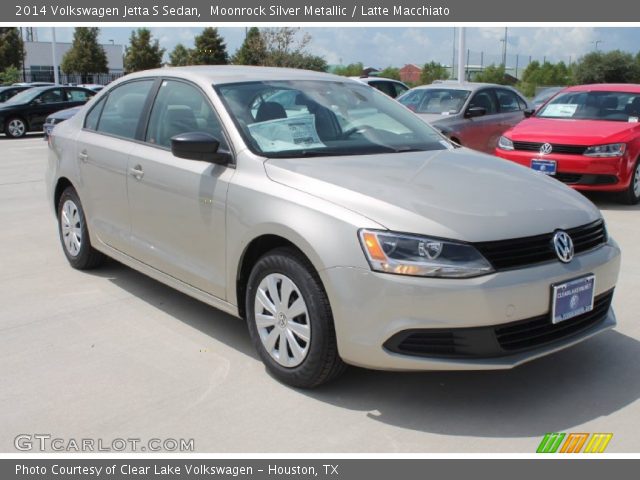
46, 67, 621, 388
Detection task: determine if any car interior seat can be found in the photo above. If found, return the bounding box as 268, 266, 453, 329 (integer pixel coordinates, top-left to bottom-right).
255, 102, 287, 122
161, 105, 198, 147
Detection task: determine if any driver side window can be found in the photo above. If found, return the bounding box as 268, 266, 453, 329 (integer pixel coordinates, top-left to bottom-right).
146, 80, 227, 149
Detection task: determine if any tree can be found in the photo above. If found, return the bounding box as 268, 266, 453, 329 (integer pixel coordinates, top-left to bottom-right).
169, 44, 191, 66
0, 28, 24, 73
259, 27, 327, 72
474, 64, 508, 84
573, 50, 640, 84
518, 60, 572, 96
61, 28, 108, 83
124, 28, 165, 72
232, 27, 266, 66
334, 62, 364, 77
191, 28, 228, 65
379, 66, 401, 81
420, 61, 449, 85
0, 66, 21, 85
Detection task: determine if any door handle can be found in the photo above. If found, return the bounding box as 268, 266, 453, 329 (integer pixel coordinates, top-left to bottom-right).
78, 150, 88, 162
129, 165, 144, 180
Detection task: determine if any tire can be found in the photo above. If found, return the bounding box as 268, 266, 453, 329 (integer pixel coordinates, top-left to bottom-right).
245, 247, 346, 388
619, 159, 640, 205
57, 187, 105, 269
4, 117, 27, 138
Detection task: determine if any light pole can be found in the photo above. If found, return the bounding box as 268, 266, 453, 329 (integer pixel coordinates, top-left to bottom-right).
500, 27, 508, 68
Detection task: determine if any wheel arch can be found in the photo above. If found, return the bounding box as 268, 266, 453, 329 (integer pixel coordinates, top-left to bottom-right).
234, 231, 324, 320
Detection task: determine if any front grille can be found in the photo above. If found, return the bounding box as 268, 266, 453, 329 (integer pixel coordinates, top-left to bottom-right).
384, 289, 614, 358
474, 220, 607, 271
496, 290, 614, 351
513, 141, 587, 155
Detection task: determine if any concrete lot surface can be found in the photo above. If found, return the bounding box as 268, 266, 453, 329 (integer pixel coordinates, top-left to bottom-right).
1, 135, 639, 452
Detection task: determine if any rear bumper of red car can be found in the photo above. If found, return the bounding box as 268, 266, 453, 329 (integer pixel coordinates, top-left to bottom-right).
494, 148, 632, 192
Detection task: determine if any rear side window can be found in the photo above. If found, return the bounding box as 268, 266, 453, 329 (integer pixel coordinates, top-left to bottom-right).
67, 88, 93, 102
370, 81, 397, 98
95, 80, 154, 140
145, 80, 227, 149
39, 89, 64, 104
496, 89, 523, 112
469, 90, 498, 115
393, 83, 409, 98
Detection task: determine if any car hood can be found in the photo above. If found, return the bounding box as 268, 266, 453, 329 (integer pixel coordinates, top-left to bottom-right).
264, 148, 600, 242
507, 117, 638, 144
50, 106, 81, 120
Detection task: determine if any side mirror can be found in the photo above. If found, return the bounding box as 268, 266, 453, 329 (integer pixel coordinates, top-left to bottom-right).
523, 108, 535, 118
170, 132, 231, 165
465, 106, 487, 118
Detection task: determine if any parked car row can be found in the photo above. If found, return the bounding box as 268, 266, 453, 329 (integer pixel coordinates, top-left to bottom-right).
0, 85, 96, 138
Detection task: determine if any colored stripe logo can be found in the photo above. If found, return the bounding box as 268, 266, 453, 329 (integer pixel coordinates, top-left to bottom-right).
537, 433, 612, 453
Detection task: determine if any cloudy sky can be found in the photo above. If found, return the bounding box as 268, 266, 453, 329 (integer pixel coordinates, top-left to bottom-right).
32, 27, 640, 68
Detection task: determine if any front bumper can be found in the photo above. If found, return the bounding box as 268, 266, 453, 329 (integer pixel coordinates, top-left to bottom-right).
494, 148, 631, 192
320, 239, 620, 371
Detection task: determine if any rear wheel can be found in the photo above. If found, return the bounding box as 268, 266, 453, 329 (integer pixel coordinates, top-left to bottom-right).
57, 187, 105, 269
5, 117, 27, 138
619, 160, 640, 205
245, 248, 346, 388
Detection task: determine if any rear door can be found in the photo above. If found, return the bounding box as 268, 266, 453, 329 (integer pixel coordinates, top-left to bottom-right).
75, 79, 156, 253
126, 78, 234, 298
460, 88, 501, 152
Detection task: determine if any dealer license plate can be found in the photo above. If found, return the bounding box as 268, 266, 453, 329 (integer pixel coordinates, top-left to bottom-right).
531, 159, 557, 175
551, 275, 595, 324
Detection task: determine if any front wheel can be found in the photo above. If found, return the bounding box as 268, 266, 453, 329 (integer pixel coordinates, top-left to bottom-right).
245, 248, 346, 388
5, 117, 27, 138
619, 160, 640, 205
57, 187, 105, 269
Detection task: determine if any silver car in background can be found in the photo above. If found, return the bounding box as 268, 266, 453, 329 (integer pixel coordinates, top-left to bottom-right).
397, 82, 532, 153
46, 67, 620, 388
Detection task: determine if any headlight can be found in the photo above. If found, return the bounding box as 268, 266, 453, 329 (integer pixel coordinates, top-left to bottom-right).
359, 230, 494, 278
497, 136, 514, 150
583, 143, 626, 157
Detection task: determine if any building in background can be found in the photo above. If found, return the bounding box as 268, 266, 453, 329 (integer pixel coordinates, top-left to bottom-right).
23, 41, 124, 84
399, 64, 421, 84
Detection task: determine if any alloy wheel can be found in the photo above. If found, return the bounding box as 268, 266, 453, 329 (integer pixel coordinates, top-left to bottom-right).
7, 119, 26, 137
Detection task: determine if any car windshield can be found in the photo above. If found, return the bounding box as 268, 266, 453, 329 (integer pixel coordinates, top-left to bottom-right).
3, 88, 43, 105
216, 80, 451, 158
397, 88, 471, 115
537, 90, 640, 121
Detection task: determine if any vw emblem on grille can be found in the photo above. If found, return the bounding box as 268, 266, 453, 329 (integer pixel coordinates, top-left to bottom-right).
553, 230, 574, 263
539, 143, 553, 155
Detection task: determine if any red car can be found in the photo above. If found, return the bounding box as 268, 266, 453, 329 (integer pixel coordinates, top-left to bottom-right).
495, 84, 640, 204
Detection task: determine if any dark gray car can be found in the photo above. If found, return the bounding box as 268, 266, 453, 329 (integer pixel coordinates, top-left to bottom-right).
397, 82, 532, 154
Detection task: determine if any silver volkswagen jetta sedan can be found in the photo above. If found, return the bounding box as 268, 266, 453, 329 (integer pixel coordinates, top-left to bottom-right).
46, 66, 621, 388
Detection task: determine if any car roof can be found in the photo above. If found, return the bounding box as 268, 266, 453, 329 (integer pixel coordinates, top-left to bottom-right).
562, 83, 640, 93
122, 65, 355, 85
412, 82, 506, 92
350, 76, 406, 84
